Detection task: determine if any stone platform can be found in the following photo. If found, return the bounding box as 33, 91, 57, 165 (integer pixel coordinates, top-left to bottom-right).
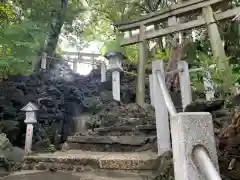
3, 170, 154, 180
21, 150, 159, 171
64, 136, 156, 152
94, 125, 156, 136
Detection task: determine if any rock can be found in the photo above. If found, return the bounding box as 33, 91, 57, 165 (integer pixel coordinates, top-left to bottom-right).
0, 59, 149, 149
184, 100, 225, 112
0, 134, 24, 171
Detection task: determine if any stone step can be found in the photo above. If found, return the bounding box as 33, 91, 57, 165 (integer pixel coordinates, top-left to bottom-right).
8, 170, 156, 180
64, 136, 156, 152
94, 125, 156, 136
21, 150, 159, 172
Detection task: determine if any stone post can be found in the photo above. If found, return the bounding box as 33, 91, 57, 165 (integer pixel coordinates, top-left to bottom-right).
41, 52, 47, 70
149, 75, 154, 106
178, 61, 192, 109
170, 112, 219, 180
112, 71, 121, 101
104, 52, 124, 102
21, 102, 38, 153
152, 60, 171, 156
203, 71, 215, 101
73, 59, 78, 73
101, 61, 107, 82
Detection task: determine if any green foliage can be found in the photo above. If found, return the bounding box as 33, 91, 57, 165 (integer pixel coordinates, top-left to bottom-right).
100, 33, 123, 55
0, 0, 86, 77
0, 19, 44, 77
152, 48, 171, 62
190, 52, 237, 99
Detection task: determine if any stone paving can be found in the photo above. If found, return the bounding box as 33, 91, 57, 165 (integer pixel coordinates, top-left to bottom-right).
1, 170, 154, 180
23, 150, 158, 171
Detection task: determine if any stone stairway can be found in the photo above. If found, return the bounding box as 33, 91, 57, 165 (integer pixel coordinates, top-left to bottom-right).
18, 113, 160, 180
7, 169, 157, 180
63, 121, 157, 152
22, 150, 158, 171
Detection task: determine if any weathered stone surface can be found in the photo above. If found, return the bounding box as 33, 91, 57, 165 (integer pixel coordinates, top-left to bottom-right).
21, 151, 158, 171
0, 61, 153, 151
94, 125, 156, 136
67, 136, 155, 145
65, 136, 156, 152
3, 170, 155, 180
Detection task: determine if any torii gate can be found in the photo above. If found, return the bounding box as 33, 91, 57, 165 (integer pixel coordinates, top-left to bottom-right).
64, 52, 107, 82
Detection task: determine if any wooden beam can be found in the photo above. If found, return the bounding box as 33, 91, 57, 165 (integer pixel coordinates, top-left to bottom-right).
114, 0, 224, 31
66, 58, 102, 64
63, 52, 101, 57
202, 6, 227, 68
121, 7, 240, 46
136, 25, 147, 107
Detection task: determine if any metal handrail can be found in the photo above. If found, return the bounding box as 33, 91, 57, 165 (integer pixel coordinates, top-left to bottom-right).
193, 146, 222, 180
156, 70, 177, 116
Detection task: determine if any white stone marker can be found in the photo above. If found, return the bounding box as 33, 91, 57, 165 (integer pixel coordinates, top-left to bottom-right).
21, 102, 39, 153
170, 112, 219, 180
149, 75, 154, 107
41, 52, 47, 70
112, 71, 121, 101
101, 61, 107, 82
152, 61, 171, 156
73, 59, 78, 73
178, 61, 192, 109
203, 71, 215, 101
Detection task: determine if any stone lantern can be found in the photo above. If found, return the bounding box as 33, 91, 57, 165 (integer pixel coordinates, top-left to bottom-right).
104, 51, 125, 72
21, 102, 38, 153
104, 51, 126, 101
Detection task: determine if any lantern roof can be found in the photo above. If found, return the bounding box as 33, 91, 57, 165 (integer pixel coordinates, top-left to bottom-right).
104, 51, 126, 60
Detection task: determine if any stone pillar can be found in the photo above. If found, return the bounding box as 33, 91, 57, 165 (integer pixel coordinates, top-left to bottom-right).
178, 61, 192, 109
112, 71, 121, 101
203, 71, 215, 101
73, 59, 78, 73
41, 52, 47, 70
170, 112, 219, 180
152, 60, 171, 156
101, 61, 107, 82
149, 75, 154, 106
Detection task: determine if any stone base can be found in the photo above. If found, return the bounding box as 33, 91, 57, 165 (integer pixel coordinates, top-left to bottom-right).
20, 151, 158, 171
5, 170, 156, 180
95, 125, 156, 136
65, 136, 157, 152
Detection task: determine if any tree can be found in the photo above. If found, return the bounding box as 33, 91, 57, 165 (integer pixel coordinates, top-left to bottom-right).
0, 0, 86, 75
82, 0, 240, 100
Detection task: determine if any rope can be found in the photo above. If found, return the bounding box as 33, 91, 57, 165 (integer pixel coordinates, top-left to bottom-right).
41, 55, 138, 76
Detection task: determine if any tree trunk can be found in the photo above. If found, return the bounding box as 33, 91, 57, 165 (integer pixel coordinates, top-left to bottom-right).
35, 0, 68, 71
165, 0, 188, 91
